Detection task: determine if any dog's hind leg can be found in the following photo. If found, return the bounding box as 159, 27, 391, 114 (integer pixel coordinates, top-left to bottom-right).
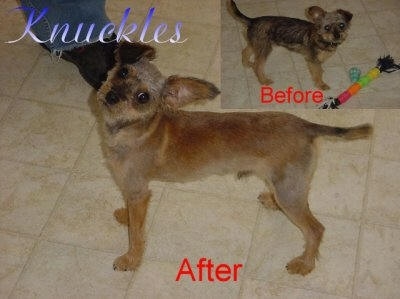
114, 208, 128, 225
242, 44, 254, 68
270, 161, 324, 275
253, 45, 274, 85
258, 191, 280, 210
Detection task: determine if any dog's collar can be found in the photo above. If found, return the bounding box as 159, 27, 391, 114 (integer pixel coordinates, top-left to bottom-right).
105, 113, 159, 135
106, 119, 138, 135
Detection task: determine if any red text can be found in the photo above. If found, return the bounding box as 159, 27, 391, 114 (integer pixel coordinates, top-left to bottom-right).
261, 86, 323, 104
175, 257, 243, 282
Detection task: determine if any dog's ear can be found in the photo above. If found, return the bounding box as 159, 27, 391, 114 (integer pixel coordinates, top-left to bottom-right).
162, 76, 220, 109
337, 9, 353, 22
305, 6, 326, 22
117, 42, 156, 64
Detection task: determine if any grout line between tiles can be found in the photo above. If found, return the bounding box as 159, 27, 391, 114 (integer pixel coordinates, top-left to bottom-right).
13, 48, 44, 98
203, 38, 220, 80
0, 156, 73, 173
350, 109, 377, 299
164, 184, 259, 204
241, 276, 353, 299
7, 120, 96, 297
237, 203, 262, 299
14, 94, 93, 113
0, 228, 38, 242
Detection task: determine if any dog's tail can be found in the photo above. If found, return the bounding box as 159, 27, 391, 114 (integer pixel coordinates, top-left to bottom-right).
307, 123, 373, 140
227, 0, 252, 26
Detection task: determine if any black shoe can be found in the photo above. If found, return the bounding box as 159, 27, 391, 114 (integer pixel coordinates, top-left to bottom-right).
61, 37, 118, 89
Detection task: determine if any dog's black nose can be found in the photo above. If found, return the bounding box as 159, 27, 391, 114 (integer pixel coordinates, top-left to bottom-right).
333, 30, 341, 39
105, 90, 119, 105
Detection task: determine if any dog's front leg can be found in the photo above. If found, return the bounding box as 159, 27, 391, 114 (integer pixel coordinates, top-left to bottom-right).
306, 60, 330, 90
113, 190, 151, 271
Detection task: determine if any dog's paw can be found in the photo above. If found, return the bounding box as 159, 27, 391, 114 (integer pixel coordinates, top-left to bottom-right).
258, 192, 279, 210
113, 253, 140, 271
286, 256, 314, 276
318, 82, 330, 90
114, 208, 128, 225
259, 78, 274, 86
242, 60, 254, 68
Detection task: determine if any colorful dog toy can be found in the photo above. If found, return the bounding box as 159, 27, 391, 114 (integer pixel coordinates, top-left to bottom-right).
320, 55, 400, 109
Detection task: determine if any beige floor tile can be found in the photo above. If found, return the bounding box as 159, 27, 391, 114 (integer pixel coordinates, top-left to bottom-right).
0, 231, 35, 298
153, 0, 220, 26
128, 260, 240, 298
369, 9, 400, 35
373, 110, 400, 161
232, 1, 279, 17
222, 2, 239, 29
245, 47, 297, 74
276, 0, 326, 19
10, 241, 132, 299
309, 150, 369, 220
361, 0, 400, 12
223, 49, 248, 78
0, 99, 93, 169
338, 35, 387, 65
351, 90, 400, 109
106, 0, 155, 18
205, 42, 221, 88
380, 33, 400, 58
365, 158, 400, 226
0, 160, 69, 236
246, 213, 359, 297
240, 279, 349, 299
0, 3, 33, 45
354, 224, 400, 299
73, 124, 110, 178
42, 174, 163, 253
145, 189, 259, 264
0, 42, 41, 97
170, 175, 265, 201
221, 75, 252, 108
347, 12, 378, 38
0, 96, 12, 120
139, 17, 219, 77
18, 54, 94, 110
325, 0, 366, 14
290, 50, 343, 72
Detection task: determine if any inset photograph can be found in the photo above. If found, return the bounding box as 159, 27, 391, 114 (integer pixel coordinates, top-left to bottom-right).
222, 0, 400, 109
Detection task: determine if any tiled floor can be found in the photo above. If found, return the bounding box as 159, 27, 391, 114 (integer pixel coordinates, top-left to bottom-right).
222, 0, 400, 109
0, 1, 399, 299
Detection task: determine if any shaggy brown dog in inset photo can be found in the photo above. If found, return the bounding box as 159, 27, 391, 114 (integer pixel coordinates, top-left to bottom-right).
228, 0, 353, 90
97, 42, 371, 275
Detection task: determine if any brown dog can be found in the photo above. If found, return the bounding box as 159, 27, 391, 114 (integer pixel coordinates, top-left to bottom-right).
97, 42, 371, 275
228, 0, 353, 90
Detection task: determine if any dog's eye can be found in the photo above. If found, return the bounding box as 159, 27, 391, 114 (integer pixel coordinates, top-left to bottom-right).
118, 67, 129, 78
339, 23, 345, 29
137, 92, 150, 104
324, 25, 331, 31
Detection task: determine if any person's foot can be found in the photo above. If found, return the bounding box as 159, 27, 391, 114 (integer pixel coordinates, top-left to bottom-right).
61, 36, 118, 89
